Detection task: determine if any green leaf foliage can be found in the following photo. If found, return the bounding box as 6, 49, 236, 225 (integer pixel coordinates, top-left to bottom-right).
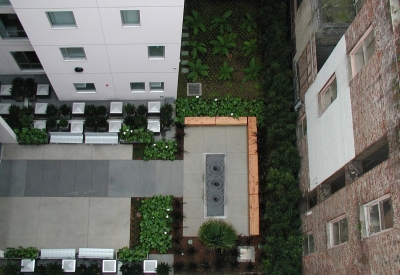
1, 260, 20, 275
210, 10, 232, 34
156, 262, 172, 275
183, 10, 206, 35
210, 35, 236, 57
242, 58, 262, 83
218, 61, 234, 81
240, 13, 258, 32
4, 246, 38, 259
198, 220, 237, 252
241, 38, 258, 57
14, 128, 48, 145
188, 41, 207, 59
119, 125, 155, 143
143, 139, 178, 161
187, 59, 209, 82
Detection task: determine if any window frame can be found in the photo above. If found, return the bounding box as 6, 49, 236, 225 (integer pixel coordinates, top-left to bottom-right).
297, 115, 307, 140
60, 47, 86, 61
328, 215, 348, 248
46, 11, 77, 28
318, 74, 337, 115
363, 194, 393, 237
73, 83, 96, 93
11, 51, 43, 71
149, 82, 164, 92
120, 10, 141, 27
303, 232, 314, 256
130, 82, 145, 93
148, 46, 165, 59
349, 26, 375, 77
0, 14, 28, 39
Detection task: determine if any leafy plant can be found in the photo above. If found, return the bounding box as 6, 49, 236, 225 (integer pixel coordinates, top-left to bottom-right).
46, 104, 59, 117
218, 61, 234, 80
136, 104, 148, 116
161, 115, 173, 129
183, 10, 206, 35
241, 38, 258, 57
46, 117, 57, 129
4, 246, 39, 259
19, 115, 33, 128
187, 59, 209, 82
1, 260, 20, 275
160, 103, 173, 117
143, 139, 178, 161
210, 35, 236, 56
96, 105, 107, 116
198, 220, 238, 252
76, 261, 101, 275
188, 41, 207, 59
123, 116, 136, 128
21, 105, 33, 116
120, 263, 143, 275
59, 118, 69, 128
96, 116, 108, 129
124, 103, 136, 116
242, 58, 262, 82
134, 115, 148, 129
85, 104, 97, 117
155, 262, 171, 275
46, 262, 63, 275
8, 105, 21, 117
117, 246, 148, 262
14, 128, 48, 145
84, 116, 96, 129
210, 10, 233, 34
240, 13, 258, 32
10, 77, 25, 100
59, 104, 71, 117
23, 78, 37, 99
119, 125, 155, 143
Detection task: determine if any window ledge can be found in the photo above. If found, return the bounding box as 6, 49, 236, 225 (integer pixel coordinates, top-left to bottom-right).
63, 59, 87, 62
150, 90, 164, 93
76, 91, 96, 94
51, 26, 77, 30
148, 57, 165, 60
122, 25, 141, 28
328, 242, 348, 249
131, 90, 145, 93
364, 228, 393, 239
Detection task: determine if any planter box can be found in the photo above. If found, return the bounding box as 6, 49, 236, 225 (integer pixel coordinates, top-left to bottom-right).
120, 140, 146, 144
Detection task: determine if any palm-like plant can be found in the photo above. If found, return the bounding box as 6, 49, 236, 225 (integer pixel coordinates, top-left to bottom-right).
46, 262, 63, 275
188, 41, 207, 59
183, 10, 206, 35
210, 35, 236, 57
242, 58, 262, 83
187, 59, 209, 82
210, 10, 232, 34
241, 39, 258, 57
198, 220, 238, 251
218, 61, 234, 80
240, 13, 258, 32
155, 262, 171, 275
1, 260, 20, 275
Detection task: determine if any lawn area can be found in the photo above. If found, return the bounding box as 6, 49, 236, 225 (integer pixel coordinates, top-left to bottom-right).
178, 0, 262, 99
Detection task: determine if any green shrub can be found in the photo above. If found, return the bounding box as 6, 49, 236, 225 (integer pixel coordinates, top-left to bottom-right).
143, 139, 178, 161
1, 260, 20, 275
188, 41, 207, 59
210, 10, 232, 34
241, 38, 258, 57
218, 61, 234, 81
210, 35, 236, 57
187, 59, 209, 82
4, 246, 38, 259
123, 103, 136, 116
198, 220, 237, 252
242, 57, 262, 83
240, 13, 258, 32
119, 125, 155, 143
117, 246, 148, 262
184, 10, 206, 35
14, 128, 48, 145
156, 262, 171, 275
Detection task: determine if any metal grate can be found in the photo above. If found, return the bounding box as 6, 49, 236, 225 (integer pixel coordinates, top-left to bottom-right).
205, 154, 225, 217
187, 83, 202, 96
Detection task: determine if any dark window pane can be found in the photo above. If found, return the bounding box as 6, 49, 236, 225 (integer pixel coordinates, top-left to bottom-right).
309, 234, 314, 254
382, 199, 393, 230
340, 218, 348, 243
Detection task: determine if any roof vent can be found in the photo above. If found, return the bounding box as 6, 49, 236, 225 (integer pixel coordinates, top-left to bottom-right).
187, 83, 202, 96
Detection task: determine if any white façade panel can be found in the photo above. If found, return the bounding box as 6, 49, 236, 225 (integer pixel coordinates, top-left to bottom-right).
98, 6, 184, 45
96, 0, 184, 7
0, 44, 45, 75
47, 73, 116, 101
33, 45, 112, 74
10, 0, 98, 9
112, 72, 178, 100
106, 44, 181, 73
305, 37, 355, 190
13, 8, 105, 46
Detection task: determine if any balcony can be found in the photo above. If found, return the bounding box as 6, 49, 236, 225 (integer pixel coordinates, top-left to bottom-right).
0, 14, 28, 40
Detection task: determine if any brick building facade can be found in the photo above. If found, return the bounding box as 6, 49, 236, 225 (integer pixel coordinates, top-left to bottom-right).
293, 0, 400, 274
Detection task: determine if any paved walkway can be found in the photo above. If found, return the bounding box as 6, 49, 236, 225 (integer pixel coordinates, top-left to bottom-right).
0, 160, 183, 197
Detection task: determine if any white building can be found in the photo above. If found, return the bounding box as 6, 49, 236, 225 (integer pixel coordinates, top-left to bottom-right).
0, 0, 184, 101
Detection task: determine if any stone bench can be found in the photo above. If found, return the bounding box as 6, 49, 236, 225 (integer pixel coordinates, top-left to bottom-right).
40, 248, 76, 259
78, 248, 114, 259
84, 132, 118, 144
50, 132, 83, 144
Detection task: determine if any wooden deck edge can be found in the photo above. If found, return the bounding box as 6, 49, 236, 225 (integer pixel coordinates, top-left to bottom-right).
248, 154, 259, 195
184, 117, 216, 126
215, 117, 248, 125
249, 194, 260, 235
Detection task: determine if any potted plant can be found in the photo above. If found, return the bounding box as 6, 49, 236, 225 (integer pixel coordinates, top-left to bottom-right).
4, 246, 39, 259
1, 260, 20, 275
96, 105, 107, 117
10, 77, 25, 101
45, 262, 63, 275
136, 104, 148, 116
123, 116, 136, 128
160, 103, 173, 117
14, 128, 48, 145
119, 125, 154, 144
59, 104, 71, 119
85, 104, 97, 117
156, 262, 171, 275
96, 116, 108, 132
19, 115, 33, 128
134, 115, 147, 129
160, 115, 173, 131
76, 261, 101, 275
58, 118, 69, 132
6, 105, 21, 129
46, 117, 58, 131
120, 263, 142, 275
84, 116, 96, 132
21, 105, 34, 117
24, 77, 37, 101
123, 103, 136, 116
8, 104, 21, 118
46, 104, 59, 117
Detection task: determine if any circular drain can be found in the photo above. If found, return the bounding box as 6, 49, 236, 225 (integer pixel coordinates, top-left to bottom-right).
207, 179, 224, 190
206, 160, 225, 176
207, 193, 224, 207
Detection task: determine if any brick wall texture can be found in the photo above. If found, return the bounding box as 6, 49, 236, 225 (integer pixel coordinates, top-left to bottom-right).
300, 0, 400, 274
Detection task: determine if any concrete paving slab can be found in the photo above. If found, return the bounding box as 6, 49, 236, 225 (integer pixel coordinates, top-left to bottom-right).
184, 153, 204, 175
125, 161, 156, 197
183, 218, 205, 237
183, 197, 204, 219
184, 127, 204, 153
203, 127, 226, 153
226, 197, 248, 219
24, 160, 43, 196
91, 145, 132, 160
183, 174, 203, 198
226, 174, 248, 198
225, 152, 248, 175
8, 160, 27, 196
155, 161, 172, 193
108, 160, 124, 192
58, 160, 76, 196
41, 161, 60, 197
75, 161, 93, 197
87, 198, 130, 249
91, 160, 109, 197
171, 161, 184, 197
0, 160, 11, 196
225, 126, 247, 152
229, 218, 249, 236
43, 144, 93, 160
2, 144, 44, 160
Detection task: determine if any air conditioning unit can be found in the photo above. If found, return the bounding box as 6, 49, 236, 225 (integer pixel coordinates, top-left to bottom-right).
187, 83, 202, 96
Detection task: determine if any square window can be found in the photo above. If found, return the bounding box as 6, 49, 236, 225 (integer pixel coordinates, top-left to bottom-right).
328, 215, 348, 247
148, 46, 165, 58
74, 83, 96, 93
11, 51, 43, 70
303, 233, 314, 256
363, 195, 393, 236
0, 0, 11, 5
130, 82, 145, 92
60, 47, 86, 60
150, 82, 164, 92
319, 75, 337, 115
46, 11, 76, 27
350, 27, 375, 76
0, 14, 27, 39
121, 10, 140, 26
